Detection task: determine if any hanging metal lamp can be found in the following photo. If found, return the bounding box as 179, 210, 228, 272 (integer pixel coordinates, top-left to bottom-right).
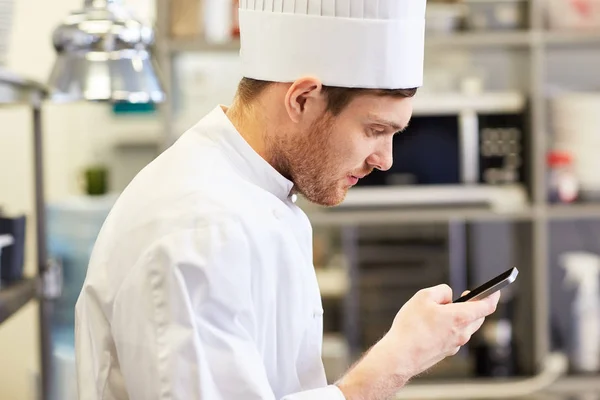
48, 0, 165, 103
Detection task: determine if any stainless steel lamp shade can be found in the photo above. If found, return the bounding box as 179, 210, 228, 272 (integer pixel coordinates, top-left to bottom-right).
48, 0, 165, 103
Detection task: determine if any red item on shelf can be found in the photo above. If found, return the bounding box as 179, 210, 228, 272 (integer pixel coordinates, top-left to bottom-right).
548, 150, 579, 203
548, 151, 573, 167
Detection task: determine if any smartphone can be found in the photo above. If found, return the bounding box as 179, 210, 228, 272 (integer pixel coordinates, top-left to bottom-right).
453, 267, 519, 303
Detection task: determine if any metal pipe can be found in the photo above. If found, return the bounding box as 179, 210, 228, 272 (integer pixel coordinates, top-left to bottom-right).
341, 226, 360, 360
458, 110, 479, 184
32, 103, 53, 400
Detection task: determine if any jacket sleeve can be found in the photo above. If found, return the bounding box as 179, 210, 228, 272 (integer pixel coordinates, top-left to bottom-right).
109, 218, 346, 400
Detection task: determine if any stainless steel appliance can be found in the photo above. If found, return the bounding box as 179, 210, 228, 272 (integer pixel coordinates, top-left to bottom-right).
357, 93, 529, 188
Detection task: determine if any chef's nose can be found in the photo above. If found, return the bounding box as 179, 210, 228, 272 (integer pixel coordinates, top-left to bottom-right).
366, 139, 393, 172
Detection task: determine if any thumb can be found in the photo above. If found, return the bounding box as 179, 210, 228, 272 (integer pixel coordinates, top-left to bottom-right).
423, 284, 453, 305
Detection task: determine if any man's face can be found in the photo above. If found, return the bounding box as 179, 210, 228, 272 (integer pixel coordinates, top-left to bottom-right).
281, 94, 413, 206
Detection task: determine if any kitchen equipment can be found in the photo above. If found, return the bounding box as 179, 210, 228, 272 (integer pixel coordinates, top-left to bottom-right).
0, 215, 26, 283
356, 96, 528, 188
349, 224, 451, 353
551, 92, 600, 200
480, 125, 524, 185
547, 0, 600, 30
464, 0, 528, 31
48, 0, 165, 103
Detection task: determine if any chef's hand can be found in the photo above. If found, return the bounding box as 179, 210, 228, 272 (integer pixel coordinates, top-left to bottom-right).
336, 284, 500, 400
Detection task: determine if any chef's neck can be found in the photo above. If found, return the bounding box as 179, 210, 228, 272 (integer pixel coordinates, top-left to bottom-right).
224, 101, 282, 171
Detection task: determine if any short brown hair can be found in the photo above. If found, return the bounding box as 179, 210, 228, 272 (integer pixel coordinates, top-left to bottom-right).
236, 77, 417, 116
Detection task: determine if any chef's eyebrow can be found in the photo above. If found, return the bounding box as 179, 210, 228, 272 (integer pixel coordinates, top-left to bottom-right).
368, 115, 407, 132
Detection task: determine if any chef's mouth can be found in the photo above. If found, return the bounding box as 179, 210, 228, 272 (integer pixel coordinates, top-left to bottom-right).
347, 176, 359, 186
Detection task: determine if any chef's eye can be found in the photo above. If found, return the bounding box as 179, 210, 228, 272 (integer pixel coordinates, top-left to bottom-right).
368, 127, 386, 137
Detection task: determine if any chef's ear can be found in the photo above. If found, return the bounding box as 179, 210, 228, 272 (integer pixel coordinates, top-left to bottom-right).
284, 77, 325, 123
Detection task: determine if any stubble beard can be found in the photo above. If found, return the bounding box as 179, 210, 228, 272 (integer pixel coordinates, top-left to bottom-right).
269, 114, 349, 207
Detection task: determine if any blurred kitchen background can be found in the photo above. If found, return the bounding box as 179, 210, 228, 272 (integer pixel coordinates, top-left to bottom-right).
1, 0, 600, 399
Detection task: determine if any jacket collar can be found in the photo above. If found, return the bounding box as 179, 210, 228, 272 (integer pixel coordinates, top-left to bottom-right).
197, 105, 295, 202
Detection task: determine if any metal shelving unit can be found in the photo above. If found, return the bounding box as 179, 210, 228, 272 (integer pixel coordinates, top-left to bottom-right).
543, 31, 600, 45
548, 375, 600, 393
0, 278, 37, 324
308, 207, 537, 227
412, 92, 526, 116
425, 31, 533, 48
168, 38, 242, 53
154, 0, 600, 396
0, 70, 46, 104
0, 69, 52, 400
547, 203, 600, 220
165, 31, 536, 52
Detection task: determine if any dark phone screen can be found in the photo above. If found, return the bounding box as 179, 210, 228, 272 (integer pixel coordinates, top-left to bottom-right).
453, 267, 517, 303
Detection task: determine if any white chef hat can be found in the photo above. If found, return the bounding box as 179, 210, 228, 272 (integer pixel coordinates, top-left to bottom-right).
238, 0, 427, 90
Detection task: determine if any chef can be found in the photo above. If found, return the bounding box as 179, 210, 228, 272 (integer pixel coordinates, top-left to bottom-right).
75, 1, 500, 399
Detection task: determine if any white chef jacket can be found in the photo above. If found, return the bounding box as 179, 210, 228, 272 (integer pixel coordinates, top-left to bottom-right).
75, 106, 346, 400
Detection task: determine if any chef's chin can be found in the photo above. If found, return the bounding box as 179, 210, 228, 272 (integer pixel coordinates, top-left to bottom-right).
302, 185, 349, 207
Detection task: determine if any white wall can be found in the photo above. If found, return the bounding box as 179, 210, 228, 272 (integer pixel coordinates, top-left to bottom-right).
0, 0, 155, 398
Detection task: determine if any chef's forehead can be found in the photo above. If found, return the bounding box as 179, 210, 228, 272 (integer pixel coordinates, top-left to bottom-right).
238, 0, 427, 91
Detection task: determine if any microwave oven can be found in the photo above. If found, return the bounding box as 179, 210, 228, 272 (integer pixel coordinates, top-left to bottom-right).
356, 94, 529, 189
